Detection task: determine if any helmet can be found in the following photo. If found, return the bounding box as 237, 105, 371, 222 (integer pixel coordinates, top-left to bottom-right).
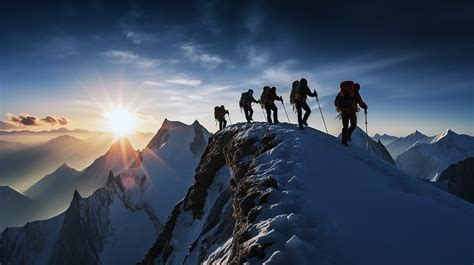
271, 86, 276, 91
248, 89, 253, 95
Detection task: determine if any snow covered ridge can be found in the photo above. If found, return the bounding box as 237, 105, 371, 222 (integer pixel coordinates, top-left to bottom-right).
139, 122, 474, 265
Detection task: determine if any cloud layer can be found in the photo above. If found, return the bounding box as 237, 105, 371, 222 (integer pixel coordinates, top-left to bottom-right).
2, 113, 70, 129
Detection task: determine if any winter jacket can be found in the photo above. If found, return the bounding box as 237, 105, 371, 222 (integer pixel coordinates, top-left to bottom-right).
334, 90, 367, 112
241, 92, 258, 107
267, 90, 283, 103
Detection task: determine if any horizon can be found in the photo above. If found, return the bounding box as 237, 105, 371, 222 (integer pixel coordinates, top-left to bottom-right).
1, 1, 473, 137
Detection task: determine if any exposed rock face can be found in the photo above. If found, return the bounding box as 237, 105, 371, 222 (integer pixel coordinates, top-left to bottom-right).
437, 157, 474, 203
138, 124, 281, 264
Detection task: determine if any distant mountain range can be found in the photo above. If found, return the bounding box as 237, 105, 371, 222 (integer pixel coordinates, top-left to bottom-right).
396, 129, 474, 181
0, 135, 114, 192
372, 133, 399, 146
0, 119, 211, 264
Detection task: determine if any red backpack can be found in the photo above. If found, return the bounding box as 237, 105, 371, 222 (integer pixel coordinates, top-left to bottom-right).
340, 81, 355, 97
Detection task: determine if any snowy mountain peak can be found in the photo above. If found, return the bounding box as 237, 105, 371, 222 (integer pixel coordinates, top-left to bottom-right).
147, 119, 210, 154
431, 129, 457, 144
106, 138, 135, 156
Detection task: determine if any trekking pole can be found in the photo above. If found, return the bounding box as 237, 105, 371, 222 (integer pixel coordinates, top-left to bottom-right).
316, 97, 328, 134
281, 101, 291, 123
365, 110, 369, 151
227, 113, 232, 125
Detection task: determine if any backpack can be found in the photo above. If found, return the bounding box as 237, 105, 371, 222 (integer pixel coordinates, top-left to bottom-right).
214, 106, 222, 120
260, 86, 270, 104
239, 92, 250, 107
290, 82, 305, 104
340, 81, 355, 97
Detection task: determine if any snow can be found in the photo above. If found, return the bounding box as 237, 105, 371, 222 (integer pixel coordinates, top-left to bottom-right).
100, 198, 158, 265
222, 123, 474, 264
167, 166, 232, 265
386, 130, 434, 158
119, 119, 210, 222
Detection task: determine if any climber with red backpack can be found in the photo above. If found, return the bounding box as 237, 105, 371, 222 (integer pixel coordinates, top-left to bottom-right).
334, 81, 368, 146
214, 105, 229, 130
261, 86, 283, 124
239, 89, 260, 123
290, 78, 318, 130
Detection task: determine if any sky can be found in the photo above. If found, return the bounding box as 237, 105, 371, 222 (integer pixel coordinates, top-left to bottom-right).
1, 0, 473, 137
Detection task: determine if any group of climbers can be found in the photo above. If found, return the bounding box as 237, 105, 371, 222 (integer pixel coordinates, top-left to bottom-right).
213, 78, 368, 147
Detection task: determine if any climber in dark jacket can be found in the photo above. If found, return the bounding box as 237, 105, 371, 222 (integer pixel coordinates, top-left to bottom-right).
214, 105, 229, 130
334, 81, 368, 146
264, 87, 283, 124
239, 89, 259, 123
294, 78, 318, 129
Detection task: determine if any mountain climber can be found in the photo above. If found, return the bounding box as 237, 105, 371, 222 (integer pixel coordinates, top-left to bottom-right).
334, 81, 368, 146
214, 105, 229, 130
261, 86, 283, 124
290, 78, 318, 130
239, 89, 260, 123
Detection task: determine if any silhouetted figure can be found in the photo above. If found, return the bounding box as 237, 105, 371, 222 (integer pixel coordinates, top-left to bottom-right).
239, 89, 260, 123
261, 86, 283, 124
290, 78, 318, 129
334, 81, 368, 146
214, 105, 229, 130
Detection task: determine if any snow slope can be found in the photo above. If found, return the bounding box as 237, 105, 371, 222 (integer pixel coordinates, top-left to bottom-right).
140, 122, 474, 265
386, 130, 433, 158
339, 127, 395, 165
396, 129, 474, 181
120, 119, 211, 221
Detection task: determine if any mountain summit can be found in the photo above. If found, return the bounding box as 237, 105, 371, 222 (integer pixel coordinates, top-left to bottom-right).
139, 122, 473, 265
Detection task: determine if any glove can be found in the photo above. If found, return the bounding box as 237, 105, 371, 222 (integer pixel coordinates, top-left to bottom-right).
279, 96, 283, 101
314, 90, 318, 98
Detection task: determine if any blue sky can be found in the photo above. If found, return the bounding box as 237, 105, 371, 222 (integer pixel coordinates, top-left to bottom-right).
1, 0, 473, 136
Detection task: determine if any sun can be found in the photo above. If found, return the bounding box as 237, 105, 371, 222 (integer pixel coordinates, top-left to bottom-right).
104, 107, 135, 137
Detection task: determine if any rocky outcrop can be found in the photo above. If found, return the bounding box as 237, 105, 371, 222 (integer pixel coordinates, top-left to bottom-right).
138, 124, 282, 264
437, 157, 474, 203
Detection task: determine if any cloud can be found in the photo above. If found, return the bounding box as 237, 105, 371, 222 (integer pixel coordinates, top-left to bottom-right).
181, 43, 223, 69
4, 113, 70, 128
125, 31, 159, 44
143, 80, 164, 87
166, 78, 202, 86
102, 50, 159, 68
136, 113, 155, 121
0, 121, 17, 130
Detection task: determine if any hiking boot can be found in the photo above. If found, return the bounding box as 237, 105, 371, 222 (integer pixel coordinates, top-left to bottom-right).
342, 141, 349, 147
274, 120, 280, 124
303, 121, 308, 126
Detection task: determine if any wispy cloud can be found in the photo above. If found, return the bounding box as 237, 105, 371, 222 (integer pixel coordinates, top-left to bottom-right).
125, 31, 159, 44
181, 43, 223, 69
102, 50, 159, 69
166, 78, 202, 86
